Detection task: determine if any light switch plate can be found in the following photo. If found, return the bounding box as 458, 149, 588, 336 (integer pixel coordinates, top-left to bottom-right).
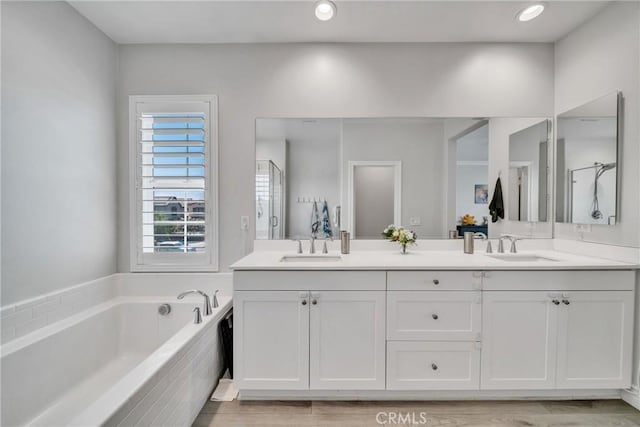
240, 216, 249, 230
574, 223, 592, 233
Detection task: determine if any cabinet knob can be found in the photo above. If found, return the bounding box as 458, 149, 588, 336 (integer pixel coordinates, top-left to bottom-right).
432, 314, 439, 320
312, 299, 318, 305
431, 363, 438, 371
433, 279, 440, 285
562, 299, 570, 305
552, 299, 560, 305
302, 300, 307, 306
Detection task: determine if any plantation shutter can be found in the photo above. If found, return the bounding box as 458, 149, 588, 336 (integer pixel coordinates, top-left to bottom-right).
134, 98, 216, 268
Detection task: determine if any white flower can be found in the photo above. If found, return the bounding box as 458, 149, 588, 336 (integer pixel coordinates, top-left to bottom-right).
405, 231, 414, 240
392, 230, 399, 237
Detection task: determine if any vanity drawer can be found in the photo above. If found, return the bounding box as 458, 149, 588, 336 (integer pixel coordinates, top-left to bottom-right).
234, 271, 386, 291
387, 291, 481, 341
483, 270, 635, 291
387, 271, 481, 291
387, 341, 480, 390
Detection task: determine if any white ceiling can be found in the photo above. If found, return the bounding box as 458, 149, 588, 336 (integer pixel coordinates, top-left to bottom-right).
69, 1, 610, 44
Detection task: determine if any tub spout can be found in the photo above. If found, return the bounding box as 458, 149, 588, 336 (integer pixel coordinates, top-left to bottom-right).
177, 290, 213, 316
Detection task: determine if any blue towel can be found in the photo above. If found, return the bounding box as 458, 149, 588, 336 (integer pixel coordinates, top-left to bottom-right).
311, 201, 320, 237
322, 201, 333, 238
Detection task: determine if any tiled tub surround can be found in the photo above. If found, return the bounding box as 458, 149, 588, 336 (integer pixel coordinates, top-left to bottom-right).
0, 275, 116, 343
0, 273, 232, 426
1, 273, 232, 344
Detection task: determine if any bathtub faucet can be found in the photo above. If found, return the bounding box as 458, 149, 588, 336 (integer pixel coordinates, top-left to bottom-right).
213, 290, 219, 309
177, 290, 213, 316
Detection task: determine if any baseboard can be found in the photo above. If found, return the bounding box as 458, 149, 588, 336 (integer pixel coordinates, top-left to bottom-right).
239, 389, 622, 401
622, 388, 640, 411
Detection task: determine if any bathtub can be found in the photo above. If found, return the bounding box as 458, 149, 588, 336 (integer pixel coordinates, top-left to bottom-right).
1, 295, 232, 426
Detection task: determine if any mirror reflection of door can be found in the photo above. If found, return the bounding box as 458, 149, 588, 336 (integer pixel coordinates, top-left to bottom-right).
353, 165, 396, 239
508, 165, 530, 221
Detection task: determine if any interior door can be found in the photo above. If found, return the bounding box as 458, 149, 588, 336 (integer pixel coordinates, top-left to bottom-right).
234, 291, 310, 390
481, 291, 558, 390
309, 291, 386, 389
556, 291, 633, 389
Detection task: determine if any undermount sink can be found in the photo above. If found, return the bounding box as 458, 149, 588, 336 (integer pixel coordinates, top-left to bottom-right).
280, 255, 342, 263
487, 254, 558, 262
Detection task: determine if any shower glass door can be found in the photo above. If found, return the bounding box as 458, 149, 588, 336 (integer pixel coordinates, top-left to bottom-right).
256, 160, 284, 239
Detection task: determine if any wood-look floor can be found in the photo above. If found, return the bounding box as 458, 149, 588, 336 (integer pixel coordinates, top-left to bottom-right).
193, 399, 640, 427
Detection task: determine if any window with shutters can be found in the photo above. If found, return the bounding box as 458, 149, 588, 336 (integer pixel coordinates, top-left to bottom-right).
129, 95, 218, 271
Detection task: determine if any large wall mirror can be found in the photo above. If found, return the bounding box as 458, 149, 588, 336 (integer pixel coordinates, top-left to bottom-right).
508, 120, 551, 223
256, 117, 552, 240
556, 92, 621, 225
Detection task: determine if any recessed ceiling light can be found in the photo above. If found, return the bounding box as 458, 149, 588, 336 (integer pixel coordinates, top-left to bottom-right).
517, 3, 545, 22
315, 0, 336, 21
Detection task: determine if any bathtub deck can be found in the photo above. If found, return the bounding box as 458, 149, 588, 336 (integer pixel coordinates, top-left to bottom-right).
193, 399, 640, 426
28, 353, 147, 426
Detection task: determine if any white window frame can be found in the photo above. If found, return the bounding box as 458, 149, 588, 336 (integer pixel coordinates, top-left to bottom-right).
129, 95, 219, 272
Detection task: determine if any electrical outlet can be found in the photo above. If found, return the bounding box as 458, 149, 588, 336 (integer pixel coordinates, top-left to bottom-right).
409, 217, 421, 226
240, 216, 249, 230
573, 223, 592, 233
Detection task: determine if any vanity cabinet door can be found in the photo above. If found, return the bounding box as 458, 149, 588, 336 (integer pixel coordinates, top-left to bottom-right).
309, 291, 386, 390
556, 291, 633, 389
234, 291, 310, 390
481, 291, 558, 390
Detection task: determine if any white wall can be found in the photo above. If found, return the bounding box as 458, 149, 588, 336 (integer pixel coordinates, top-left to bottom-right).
341, 119, 446, 239
1, 2, 118, 304
286, 132, 340, 239
554, 1, 640, 247
117, 42, 554, 271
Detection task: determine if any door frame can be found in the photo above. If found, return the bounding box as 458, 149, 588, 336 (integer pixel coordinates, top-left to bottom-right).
347, 160, 402, 236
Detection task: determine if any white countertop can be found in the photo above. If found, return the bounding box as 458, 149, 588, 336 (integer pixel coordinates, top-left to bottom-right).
231, 249, 639, 271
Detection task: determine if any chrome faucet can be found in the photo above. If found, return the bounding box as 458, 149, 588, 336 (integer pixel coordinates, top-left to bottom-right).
499, 235, 522, 253
177, 290, 212, 316
473, 232, 492, 254
309, 237, 316, 254
322, 237, 333, 254
296, 240, 303, 254
497, 235, 510, 253
212, 289, 219, 308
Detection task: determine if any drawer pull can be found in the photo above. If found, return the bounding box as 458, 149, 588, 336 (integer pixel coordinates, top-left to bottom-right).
562, 299, 570, 305
302, 300, 307, 306
312, 299, 318, 305
432, 314, 439, 320
431, 363, 438, 371
433, 279, 440, 285
552, 299, 560, 305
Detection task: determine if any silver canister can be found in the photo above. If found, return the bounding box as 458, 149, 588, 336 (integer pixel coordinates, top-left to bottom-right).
340, 231, 350, 254
463, 232, 474, 254
448, 230, 459, 239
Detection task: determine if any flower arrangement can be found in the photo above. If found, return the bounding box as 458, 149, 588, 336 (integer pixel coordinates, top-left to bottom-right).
382, 224, 417, 254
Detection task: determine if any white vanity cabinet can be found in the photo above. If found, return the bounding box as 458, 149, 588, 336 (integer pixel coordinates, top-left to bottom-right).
556, 291, 633, 389
234, 271, 386, 391
481, 271, 635, 390
234, 291, 310, 390
481, 291, 559, 389
386, 271, 482, 390
309, 290, 386, 389
233, 266, 636, 397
